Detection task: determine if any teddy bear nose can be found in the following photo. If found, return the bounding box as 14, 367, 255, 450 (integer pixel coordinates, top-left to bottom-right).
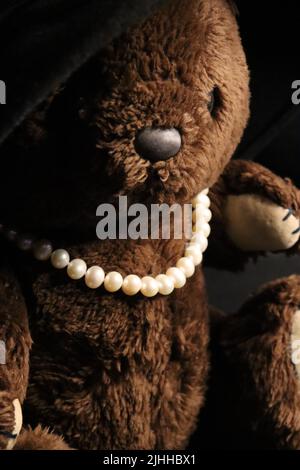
134, 127, 182, 162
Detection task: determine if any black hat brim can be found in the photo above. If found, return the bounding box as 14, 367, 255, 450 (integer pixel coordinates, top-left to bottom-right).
0, 0, 166, 145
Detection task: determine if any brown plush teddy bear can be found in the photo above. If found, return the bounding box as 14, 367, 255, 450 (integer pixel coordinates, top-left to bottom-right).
0, 0, 300, 450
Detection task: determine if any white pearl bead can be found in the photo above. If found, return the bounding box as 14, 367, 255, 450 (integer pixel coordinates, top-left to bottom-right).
192, 207, 206, 224
192, 195, 201, 208
122, 274, 142, 296
200, 194, 210, 207
176, 257, 195, 278
67, 259, 87, 280
85, 266, 105, 289
201, 223, 211, 238
203, 208, 212, 223
192, 193, 210, 208
33, 239, 53, 261
104, 271, 123, 292
17, 235, 34, 252
166, 267, 186, 288
141, 276, 159, 297
156, 274, 175, 295
185, 244, 203, 266
192, 222, 211, 237
191, 233, 208, 252
51, 249, 70, 269
202, 188, 209, 195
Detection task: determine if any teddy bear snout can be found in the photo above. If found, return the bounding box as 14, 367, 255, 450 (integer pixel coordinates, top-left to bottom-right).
134, 127, 181, 162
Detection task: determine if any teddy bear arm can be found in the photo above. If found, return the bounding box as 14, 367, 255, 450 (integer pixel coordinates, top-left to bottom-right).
0, 266, 32, 450
205, 159, 300, 269
197, 275, 300, 450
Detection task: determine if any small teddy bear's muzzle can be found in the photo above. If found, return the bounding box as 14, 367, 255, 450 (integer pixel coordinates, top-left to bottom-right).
134, 127, 182, 162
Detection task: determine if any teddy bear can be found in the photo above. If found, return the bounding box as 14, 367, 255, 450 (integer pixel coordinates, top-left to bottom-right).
0, 0, 300, 450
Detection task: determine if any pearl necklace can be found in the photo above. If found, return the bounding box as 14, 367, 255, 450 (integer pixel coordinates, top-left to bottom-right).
0, 189, 211, 298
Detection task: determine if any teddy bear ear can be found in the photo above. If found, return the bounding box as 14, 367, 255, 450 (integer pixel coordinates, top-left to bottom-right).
0, 0, 168, 147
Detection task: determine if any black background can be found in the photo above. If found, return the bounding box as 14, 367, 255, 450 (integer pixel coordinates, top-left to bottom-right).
235, 1, 300, 179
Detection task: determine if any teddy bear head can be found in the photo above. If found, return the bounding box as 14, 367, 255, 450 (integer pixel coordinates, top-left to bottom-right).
0, 0, 249, 238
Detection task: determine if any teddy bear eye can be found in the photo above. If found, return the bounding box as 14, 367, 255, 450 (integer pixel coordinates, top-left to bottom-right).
208, 86, 221, 117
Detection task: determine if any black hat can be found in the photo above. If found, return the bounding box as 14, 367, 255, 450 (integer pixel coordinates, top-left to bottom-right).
0, 0, 167, 146
1, 0, 299, 183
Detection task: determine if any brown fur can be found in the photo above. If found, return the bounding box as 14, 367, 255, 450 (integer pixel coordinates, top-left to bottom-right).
0, 0, 249, 234
15, 426, 71, 450
206, 160, 300, 270
196, 275, 300, 450
0, 0, 299, 451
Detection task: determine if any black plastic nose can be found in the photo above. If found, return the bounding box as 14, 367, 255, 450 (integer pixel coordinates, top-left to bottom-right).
134, 127, 181, 162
